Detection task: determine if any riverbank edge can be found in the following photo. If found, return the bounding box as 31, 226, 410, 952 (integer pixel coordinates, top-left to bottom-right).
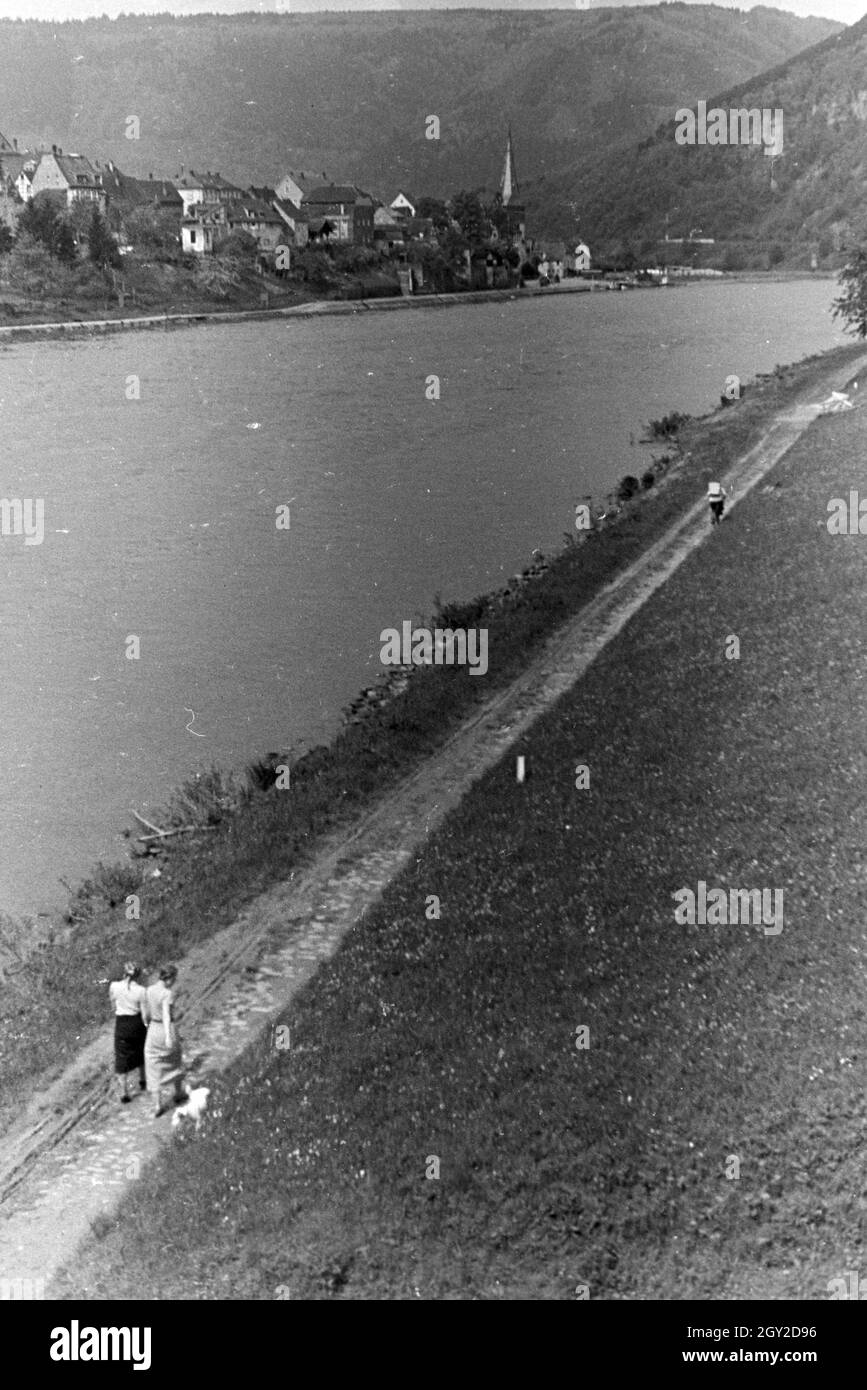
0, 278, 666, 342
0, 272, 838, 343
1, 338, 863, 1125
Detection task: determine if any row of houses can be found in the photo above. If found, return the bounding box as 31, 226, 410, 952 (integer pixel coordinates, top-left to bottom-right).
0, 130, 428, 258
0, 126, 593, 276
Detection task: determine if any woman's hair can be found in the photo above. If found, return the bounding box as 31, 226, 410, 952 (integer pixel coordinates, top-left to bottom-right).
159, 965, 177, 984
123, 961, 140, 980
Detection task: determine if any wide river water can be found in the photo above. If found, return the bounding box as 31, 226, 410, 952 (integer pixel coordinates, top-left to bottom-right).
0, 278, 848, 916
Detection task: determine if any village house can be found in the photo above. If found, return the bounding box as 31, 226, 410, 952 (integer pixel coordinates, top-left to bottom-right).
98, 161, 182, 216
271, 198, 308, 247
274, 170, 329, 207
373, 204, 404, 249
182, 189, 299, 256
0, 134, 33, 193
249, 186, 309, 248
224, 196, 286, 252
300, 183, 374, 245
137, 178, 183, 213
93, 162, 182, 249
180, 204, 226, 255
29, 148, 105, 209
388, 191, 416, 220
174, 170, 244, 217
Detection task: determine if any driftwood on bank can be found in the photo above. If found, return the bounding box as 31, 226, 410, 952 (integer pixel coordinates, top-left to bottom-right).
129, 809, 217, 842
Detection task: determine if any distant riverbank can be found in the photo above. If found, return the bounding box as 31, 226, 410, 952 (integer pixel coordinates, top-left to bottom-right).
0, 277, 663, 342
0, 267, 843, 344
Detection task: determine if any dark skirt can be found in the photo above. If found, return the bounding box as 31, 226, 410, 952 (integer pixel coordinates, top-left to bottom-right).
114, 1014, 146, 1075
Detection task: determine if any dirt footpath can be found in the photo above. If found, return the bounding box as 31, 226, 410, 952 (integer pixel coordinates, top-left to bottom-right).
1, 354, 864, 1296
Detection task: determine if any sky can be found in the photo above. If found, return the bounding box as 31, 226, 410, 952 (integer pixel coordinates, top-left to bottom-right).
0, 0, 858, 23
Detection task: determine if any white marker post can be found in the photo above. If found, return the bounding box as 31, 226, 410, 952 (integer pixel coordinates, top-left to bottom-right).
516, 755, 526, 783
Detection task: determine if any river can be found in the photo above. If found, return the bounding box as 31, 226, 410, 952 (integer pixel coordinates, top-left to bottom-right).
0, 278, 848, 916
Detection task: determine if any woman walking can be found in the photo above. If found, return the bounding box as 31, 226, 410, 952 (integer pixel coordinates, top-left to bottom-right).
707, 481, 727, 526
144, 965, 186, 1119
109, 962, 147, 1103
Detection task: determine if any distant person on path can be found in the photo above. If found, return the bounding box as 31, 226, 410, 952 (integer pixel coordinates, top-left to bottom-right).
144, 965, 186, 1119
707, 481, 727, 526
109, 962, 147, 1104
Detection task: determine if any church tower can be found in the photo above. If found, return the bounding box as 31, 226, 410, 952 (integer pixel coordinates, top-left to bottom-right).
499, 127, 526, 241
500, 127, 518, 206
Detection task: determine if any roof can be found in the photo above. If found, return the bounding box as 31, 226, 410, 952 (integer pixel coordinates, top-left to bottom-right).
272, 197, 305, 222
135, 179, 182, 206
182, 205, 227, 227
227, 199, 283, 226
0, 152, 29, 182
306, 216, 336, 234
98, 162, 143, 203
97, 164, 182, 208
51, 153, 100, 188
278, 170, 326, 193
301, 184, 364, 206
175, 170, 242, 194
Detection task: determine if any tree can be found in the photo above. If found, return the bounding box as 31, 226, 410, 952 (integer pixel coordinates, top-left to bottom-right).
87, 206, 120, 269
405, 239, 455, 293
416, 197, 450, 234
722, 246, 747, 272
485, 195, 510, 239
833, 248, 867, 336
17, 192, 77, 264
4, 233, 68, 298
212, 228, 258, 264
450, 190, 487, 246
294, 247, 334, 288
125, 205, 181, 260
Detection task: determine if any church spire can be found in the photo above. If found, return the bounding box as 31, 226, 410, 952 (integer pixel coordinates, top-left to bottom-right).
500, 127, 518, 206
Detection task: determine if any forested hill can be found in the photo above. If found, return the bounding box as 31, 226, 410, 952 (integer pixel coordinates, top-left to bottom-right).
539, 14, 867, 262
0, 5, 840, 201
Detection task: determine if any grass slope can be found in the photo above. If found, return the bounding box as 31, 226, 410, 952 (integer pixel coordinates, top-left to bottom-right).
52, 347, 867, 1301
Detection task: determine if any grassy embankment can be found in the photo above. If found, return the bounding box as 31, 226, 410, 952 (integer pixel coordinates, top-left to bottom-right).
50, 342, 867, 1301
1, 344, 861, 1145
0, 259, 403, 331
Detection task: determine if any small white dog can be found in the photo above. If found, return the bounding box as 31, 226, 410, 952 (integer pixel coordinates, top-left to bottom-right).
171, 1086, 210, 1132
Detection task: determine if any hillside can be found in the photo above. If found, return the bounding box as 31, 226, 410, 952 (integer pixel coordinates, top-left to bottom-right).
0, 6, 840, 205
539, 13, 867, 262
